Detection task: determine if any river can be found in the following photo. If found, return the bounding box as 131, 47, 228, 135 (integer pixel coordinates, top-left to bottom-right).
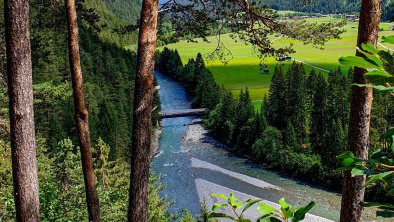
151, 71, 384, 222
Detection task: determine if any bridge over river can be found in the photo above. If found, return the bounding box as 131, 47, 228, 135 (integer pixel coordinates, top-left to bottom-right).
159, 108, 209, 118
151, 71, 386, 222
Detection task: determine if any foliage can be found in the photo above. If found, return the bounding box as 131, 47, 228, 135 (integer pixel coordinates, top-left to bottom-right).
0, 0, 159, 160
338, 35, 394, 217
208, 193, 315, 222
0, 138, 176, 221
102, 0, 142, 21
267, 0, 392, 20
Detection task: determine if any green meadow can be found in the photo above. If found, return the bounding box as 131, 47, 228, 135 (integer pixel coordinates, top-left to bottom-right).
162, 17, 394, 105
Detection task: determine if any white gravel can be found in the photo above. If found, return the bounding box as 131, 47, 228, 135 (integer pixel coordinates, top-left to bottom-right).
191, 157, 280, 190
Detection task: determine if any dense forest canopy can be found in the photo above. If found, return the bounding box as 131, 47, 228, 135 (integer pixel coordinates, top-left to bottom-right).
102, 0, 142, 21
162, 0, 393, 21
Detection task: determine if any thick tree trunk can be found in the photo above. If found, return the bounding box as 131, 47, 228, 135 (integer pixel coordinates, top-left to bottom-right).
4, 0, 40, 221
128, 0, 159, 221
340, 1, 382, 222
65, 0, 100, 221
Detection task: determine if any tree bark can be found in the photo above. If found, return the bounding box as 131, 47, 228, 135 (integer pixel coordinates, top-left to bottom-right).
128, 0, 159, 221
340, 1, 382, 222
5, 0, 40, 221
65, 0, 100, 221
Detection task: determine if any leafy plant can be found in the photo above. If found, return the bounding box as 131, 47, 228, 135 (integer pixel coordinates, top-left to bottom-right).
207, 193, 315, 222
339, 36, 394, 92
338, 37, 394, 217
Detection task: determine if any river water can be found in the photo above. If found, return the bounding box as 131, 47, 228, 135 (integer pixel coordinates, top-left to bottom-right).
151, 71, 383, 221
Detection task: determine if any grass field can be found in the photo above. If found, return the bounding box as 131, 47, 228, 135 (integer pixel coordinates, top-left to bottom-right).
161, 17, 394, 104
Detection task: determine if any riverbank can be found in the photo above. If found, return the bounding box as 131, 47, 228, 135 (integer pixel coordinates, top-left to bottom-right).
182, 119, 388, 222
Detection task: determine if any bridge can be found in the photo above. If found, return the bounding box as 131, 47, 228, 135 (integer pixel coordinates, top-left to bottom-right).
159, 108, 209, 119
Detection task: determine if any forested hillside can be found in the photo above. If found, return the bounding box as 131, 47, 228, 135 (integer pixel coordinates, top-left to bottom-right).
103, 0, 142, 21
0, 0, 138, 159
267, 0, 361, 14
0, 0, 172, 220
267, 0, 393, 21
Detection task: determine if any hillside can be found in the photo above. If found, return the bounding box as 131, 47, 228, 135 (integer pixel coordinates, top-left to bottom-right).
266, 0, 393, 20
0, 0, 142, 158
103, 0, 142, 21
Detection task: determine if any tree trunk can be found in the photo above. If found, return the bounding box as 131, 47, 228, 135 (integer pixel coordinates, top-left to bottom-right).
65, 0, 100, 221
128, 0, 159, 221
4, 0, 40, 221
340, 1, 382, 222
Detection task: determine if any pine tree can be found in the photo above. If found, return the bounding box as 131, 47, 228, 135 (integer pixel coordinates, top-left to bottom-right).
322, 120, 346, 168
65, 0, 100, 220
5, 0, 40, 220
310, 74, 328, 155
128, 0, 159, 221
285, 62, 307, 142
340, 1, 382, 221
205, 89, 236, 143
267, 65, 287, 129
233, 88, 255, 145
284, 121, 299, 150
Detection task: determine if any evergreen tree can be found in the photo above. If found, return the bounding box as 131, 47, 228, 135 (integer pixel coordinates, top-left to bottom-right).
205, 89, 236, 144
327, 69, 351, 127
193, 69, 220, 109
5, 0, 40, 219
284, 121, 299, 150
233, 88, 255, 145
322, 120, 346, 168
267, 65, 287, 129
310, 74, 328, 155
285, 62, 307, 142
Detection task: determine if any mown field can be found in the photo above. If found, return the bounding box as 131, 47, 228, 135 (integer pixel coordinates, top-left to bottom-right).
162, 17, 394, 108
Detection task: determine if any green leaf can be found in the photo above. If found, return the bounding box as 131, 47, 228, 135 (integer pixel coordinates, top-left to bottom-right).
350, 166, 374, 177
357, 48, 384, 68
342, 158, 355, 167
361, 43, 380, 54
351, 167, 365, 177
366, 171, 394, 186
257, 202, 279, 216
279, 198, 289, 210
365, 70, 391, 78
228, 193, 237, 205
241, 199, 261, 215
383, 36, 394, 44
377, 50, 394, 64
339, 56, 380, 69
212, 203, 228, 211
292, 202, 316, 222
337, 151, 355, 160
211, 193, 228, 200
353, 84, 394, 93
363, 73, 394, 85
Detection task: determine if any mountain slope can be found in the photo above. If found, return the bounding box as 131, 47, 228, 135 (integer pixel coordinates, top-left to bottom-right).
102, 0, 142, 21
266, 0, 392, 19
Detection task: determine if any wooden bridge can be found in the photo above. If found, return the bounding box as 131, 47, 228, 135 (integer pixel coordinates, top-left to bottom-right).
159, 108, 209, 119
